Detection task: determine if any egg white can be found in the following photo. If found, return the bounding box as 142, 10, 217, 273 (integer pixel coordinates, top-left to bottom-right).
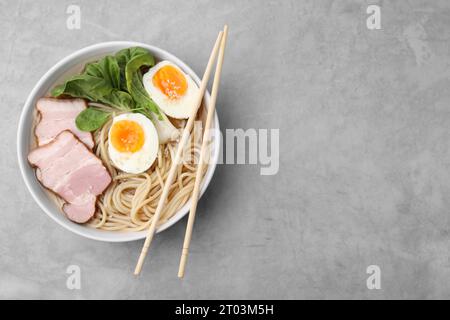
143, 61, 200, 119
108, 113, 159, 174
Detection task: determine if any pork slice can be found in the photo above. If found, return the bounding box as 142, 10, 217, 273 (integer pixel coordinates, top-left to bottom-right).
35, 98, 94, 149
28, 131, 111, 223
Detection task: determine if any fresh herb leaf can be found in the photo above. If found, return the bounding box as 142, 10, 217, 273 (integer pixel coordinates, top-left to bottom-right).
75, 107, 111, 132
115, 47, 149, 90
51, 55, 134, 111
105, 90, 135, 111
115, 47, 149, 71
85, 55, 120, 89
115, 47, 162, 119
51, 47, 166, 133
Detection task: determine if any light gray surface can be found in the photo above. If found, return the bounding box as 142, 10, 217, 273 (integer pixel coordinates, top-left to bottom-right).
1, 0, 450, 299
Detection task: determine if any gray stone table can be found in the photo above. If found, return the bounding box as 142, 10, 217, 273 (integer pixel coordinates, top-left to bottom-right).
1, 0, 450, 299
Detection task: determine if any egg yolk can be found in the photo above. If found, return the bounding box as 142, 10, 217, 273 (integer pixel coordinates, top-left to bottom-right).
152, 65, 187, 100
110, 120, 145, 153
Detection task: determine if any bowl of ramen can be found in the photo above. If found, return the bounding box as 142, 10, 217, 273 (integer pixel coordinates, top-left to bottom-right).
17, 41, 220, 242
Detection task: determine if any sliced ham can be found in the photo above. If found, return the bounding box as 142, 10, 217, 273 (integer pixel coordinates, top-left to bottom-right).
28, 131, 111, 223
35, 98, 94, 149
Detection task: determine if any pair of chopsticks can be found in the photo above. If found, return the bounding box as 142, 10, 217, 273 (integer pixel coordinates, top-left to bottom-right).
134, 25, 228, 277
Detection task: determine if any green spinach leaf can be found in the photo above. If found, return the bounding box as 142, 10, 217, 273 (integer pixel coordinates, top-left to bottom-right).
51, 47, 165, 132
75, 107, 111, 132
115, 47, 149, 90
51, 55, 133, 111
115, 47, 162, 119
85, 55, 120, 89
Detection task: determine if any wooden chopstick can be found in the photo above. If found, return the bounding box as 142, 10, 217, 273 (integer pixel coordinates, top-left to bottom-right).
134, 29, 224, 276
178, 25, 228, 278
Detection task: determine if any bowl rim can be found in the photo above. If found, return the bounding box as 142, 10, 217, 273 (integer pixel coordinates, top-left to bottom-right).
17, 41, 220, 242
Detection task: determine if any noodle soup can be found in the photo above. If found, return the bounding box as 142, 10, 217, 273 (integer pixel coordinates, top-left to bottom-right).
18, 42, 219, 241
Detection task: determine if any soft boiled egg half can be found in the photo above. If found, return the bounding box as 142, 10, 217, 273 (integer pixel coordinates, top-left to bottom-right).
143, 61, 200, 119
108, 113, 159, 174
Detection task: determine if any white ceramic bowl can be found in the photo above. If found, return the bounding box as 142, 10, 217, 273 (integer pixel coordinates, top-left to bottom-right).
17, 41, 220, 242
